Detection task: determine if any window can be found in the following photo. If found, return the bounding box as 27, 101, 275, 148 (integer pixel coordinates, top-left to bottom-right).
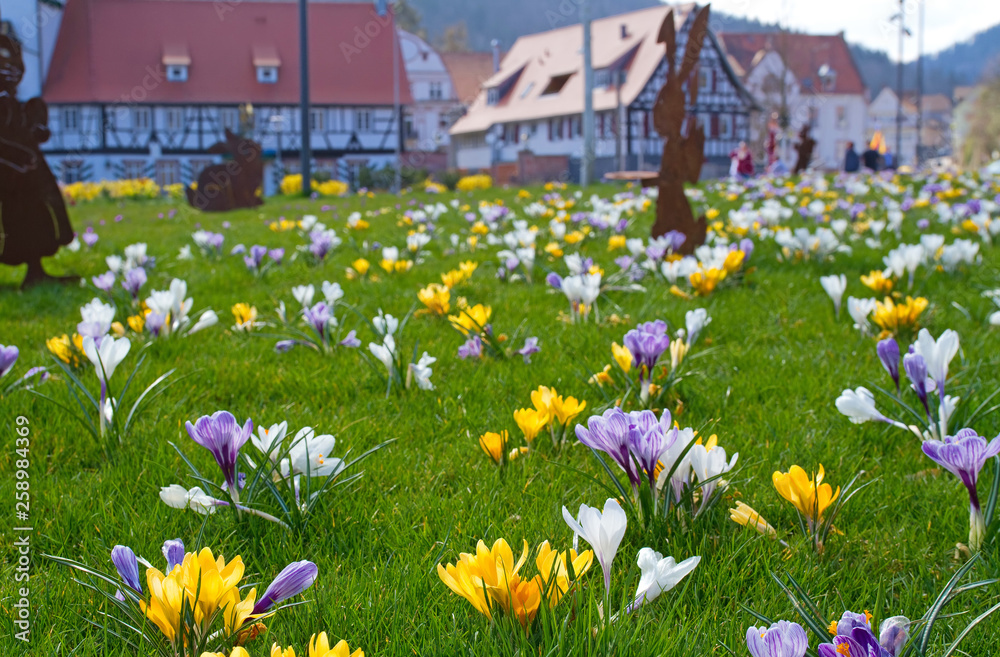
541, 73, 572, 96
487, 87, 501, 105
62, 160, 85, 184
166, 65, 188, 82
220, 108, 239, 132
549, 118, 566, 141
570, 116, 581, 137
165, 108, 183, 131
62, 107, 80, 132
429, 81, 443, 100
503, 123, 519, 143
719, 114, 732, 139
698, 69, 711, 93
836, 106, 847, 129
256, 66, 278, 84
156, 160, 181, 186
123, 160, 146, 179
133, 108, 151, 131
355, 109, 373, 133
309, 109, 326, 132
595, 68, 626, 88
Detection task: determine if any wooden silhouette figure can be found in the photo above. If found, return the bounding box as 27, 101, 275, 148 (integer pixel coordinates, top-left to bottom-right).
650, 5, 710, 254
793, 124, 816, 174
0, 31, 74, 286
186, 129, 264, 212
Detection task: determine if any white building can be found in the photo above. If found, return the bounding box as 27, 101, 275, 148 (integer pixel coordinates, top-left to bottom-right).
718, 32, 869, 170
449, 3, 758, 179
397, 29, 457, 152
869, 87, 918, 167
37, 0, 411, 187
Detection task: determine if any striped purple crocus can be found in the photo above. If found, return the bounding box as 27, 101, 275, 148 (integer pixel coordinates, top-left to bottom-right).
185, 411, 253, 499
922, 428, 1000, 550
161, 538, 185, 571
575, 408, 642, 488
623, 320, 670, 400
303, 302, 333, 343
111, 545, 142, 593
877, 337, 900, 392
252, 560, 318, 615
0, 344, 18, 378
745, 620, 807, 657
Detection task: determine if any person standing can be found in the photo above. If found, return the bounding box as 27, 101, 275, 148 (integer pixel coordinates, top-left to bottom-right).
844, 142, 860, 172
729, 141, 754, 179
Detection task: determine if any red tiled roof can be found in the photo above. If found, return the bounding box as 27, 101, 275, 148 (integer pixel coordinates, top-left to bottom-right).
441, 52, 497, 106
717, 32, 866, 95
44, 0, 413, 105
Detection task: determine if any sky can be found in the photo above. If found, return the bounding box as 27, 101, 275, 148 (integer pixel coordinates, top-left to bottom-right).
705, 0, 1000, 61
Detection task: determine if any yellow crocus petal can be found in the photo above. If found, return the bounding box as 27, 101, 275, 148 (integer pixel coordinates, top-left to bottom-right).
417, 284, 451, 315
729, 502, 777, 538
611, 342, 633, 373
479, 431, 508, 464
513, 408, 545, 443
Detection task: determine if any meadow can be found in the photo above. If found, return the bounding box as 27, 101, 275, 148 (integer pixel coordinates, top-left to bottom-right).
2, 171, 1000, 656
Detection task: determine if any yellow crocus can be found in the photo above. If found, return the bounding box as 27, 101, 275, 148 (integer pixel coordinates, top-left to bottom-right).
872, 296, 928, 333
551, 394, 586, 426
729, 502, 777, 538
200, 648, 251, 657
564, 230, 584, 244
479, 431, 508, 464
589, 364, 613, 386
608, 235, 627, 251
723, 249, 745, 274
47, 334, 77, 365
530, 385, 557, 424
544, 242, 564, 258
772, 465, 840, 524
860, 270, 893, 294
307, 632, 365, 657
689, 268, 727, 296
271, 645, 297, 657
438, 538, 529, 620
127, 314, 145, 333
417, 284, 451, 315
232, 303, 258, 331
448, 304, 491, 336
534, 540, 593, 607
513, 408, 547, 443
352, 258, 371, 276
669, 338, 687, 371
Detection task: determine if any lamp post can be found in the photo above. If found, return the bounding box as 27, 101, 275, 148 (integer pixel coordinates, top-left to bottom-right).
580, 0, 594, 187
299, 0, 311, 197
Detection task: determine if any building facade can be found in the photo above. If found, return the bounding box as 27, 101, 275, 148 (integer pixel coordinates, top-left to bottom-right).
718, 32, 868, 171
397, 29, 457, 152
869, 87, 918, 167
37, 0, 411, 188
449, 4, 758, 179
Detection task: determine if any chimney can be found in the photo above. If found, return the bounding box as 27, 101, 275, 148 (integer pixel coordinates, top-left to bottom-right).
491, 39, 500, 73
621, 24, 629, 40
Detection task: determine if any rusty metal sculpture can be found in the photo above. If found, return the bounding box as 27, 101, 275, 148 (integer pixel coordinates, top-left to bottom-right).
0, 29, 74, 286
186, 129, 264, 212
649, 5, 711, 254
793, 124, 816, 174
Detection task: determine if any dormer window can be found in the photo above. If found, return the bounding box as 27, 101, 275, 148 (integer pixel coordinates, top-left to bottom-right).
253, 45, 281, 84
166, 65, 188, 82
163, 44, 190, 83
485, 66, 525, 106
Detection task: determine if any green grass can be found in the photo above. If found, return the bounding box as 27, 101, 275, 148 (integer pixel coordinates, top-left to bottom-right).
1, 179, 1000, 656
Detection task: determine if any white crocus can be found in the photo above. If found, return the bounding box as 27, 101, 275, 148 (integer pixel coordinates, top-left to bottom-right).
656, 426, 696, 503
159, 485, 219, 515
373, 312, 399, 338
288, 427, 344, 477
106, 255, 123, 273
688, 443, 738, 507
685, 308, 711, 347
253, 421, 289, 462
835, 387, 907, 431
187, 310, 218, 335
913, 328, 959, 397
629, 548, 701, 611
321, 281, 344, 305
846, 296, 877, 335
80, 298, 116, 329
292, 284, 315, 308
408, 352, 436, 390
382, 246, 400, 264
562, 498, 627, 597
82, 335, 131, 384
369, 335, 396, 372
819, 274, 847, 320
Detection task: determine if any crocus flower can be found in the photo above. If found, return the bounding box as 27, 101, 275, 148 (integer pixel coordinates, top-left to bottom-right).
111, 545, 142, 593
158, 484, 222, 515
0, 344, 18, 378
479, 431, 508, 464
835, 387, 908, 430
252, 421, 288, 462
122, 267, 147, 300
625, 410, 673, 492
251, 560, 318, 615
303, 302, 334, 342
628, 547, 700, 613
772, 464, 839, 526
729, 502, 777, 538
92, 271, 115, 292
903, 352, 931, 416
819, 612, 910, 657
408, 352, 436, 390
745, 620, 808, 657
876, 337, 901, 391
922, 428, 1000, 550
912, 328, 959, 401
623, 320, 670, 399
81, 335, 130, 395
82, 231, 99, 247
339, 330, 360, 348
268, 248, 285, 264
820, 274, 847, 320
688, 441, 738, 510
562, 498, 627, 597
684, 308, 711, 347
286, 427, 344, 478
457, 335, 483, 359
517, 337, 540, 363
546, 272, 563, 290
575, 408, 641, 487
162, 538, 185, 572
185, 411, 253, 496
292, 284, 315, 308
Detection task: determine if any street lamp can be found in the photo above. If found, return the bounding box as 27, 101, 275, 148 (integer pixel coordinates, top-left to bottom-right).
270, 114, 286, 179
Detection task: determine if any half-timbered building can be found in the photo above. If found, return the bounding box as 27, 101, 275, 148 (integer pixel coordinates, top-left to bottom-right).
40, 0, 411, 187
449, 4, 758, 178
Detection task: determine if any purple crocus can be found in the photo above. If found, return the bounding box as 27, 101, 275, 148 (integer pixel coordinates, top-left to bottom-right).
275, 339, 297, 353
82, 231, 99, 248
877, 337, 900, 391
251, 560, 318, 615
303, 302, 332, 342
309, 231, 335, 260
339, 330, 361, 348
663, 230, 686, 253
122, 267, 147, 300
546, 272, 563, 290
818, 611, 909, 657
0, 344, 19, 378
231, 244, 246, 255
162, 538, 185, 572
111, 545, 142, 593
268, 248, 285, 264
623, 320, 670, 398
457, 335, 483, 359
92, 271, 115, 292
739, 238, 755, 262
625, 409, 673, 492
184, 411, 253, 497
517, 337, 540, 363
903, 352, 930, 417
922, 428, 1000, 550
575, 408, 642, 488
745, 620, 808, 657
146, 312, 166, 337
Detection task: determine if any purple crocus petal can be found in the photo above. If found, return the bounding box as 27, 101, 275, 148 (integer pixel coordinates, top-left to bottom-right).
122, 267, 147, 298
817, 644, 839, 657
275, 339, 297, 353
162, 538, 185, 572
666, 230, 687, 252
457, 335, 483, 360
836, 611, 872, 636
877, 337, 901, 390
575, 408, 642, 486
231, 244, 246, 255
268, 248, 285, 263
82, 232, 99, 247
546, 272, 563, 290
92, 271, 116, 292
243, 255, 257, 270
146, 312, 166, 337
615, 256, 634, 270
338, 330, 361, 348
0, 344, 19, 378
184, 411, 253, 491
517, 337, 540, 363
250, 245, 268, 266
111, 545, 142, 593
251, 560, 318, 615
903, 353, 929, 413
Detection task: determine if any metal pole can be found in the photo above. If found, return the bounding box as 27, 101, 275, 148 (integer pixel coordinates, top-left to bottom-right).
393, 20, 402, 193
581, 0, 594, 187
299, 0, 311, 196
895, 0, 903, 165
615, 69, 623, 171
915, 0, 924, 165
